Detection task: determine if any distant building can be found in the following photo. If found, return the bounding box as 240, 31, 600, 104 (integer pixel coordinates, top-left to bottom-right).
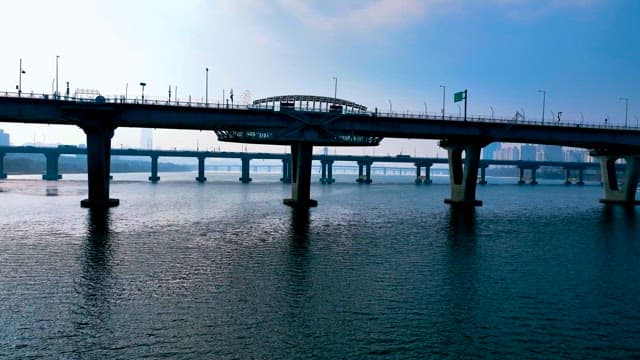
565, 148, 589, 162
496, 145, 519, 161
140, 128, 153, 149
0, 129, 9, 146
538, 145, 564, 162
483, 142, 500, 160
520, 144, 536, 161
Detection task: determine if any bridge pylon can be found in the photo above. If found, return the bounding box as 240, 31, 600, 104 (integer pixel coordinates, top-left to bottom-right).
592, 150, 640, 205
440, 140, 487, 206
80, 124, 119, 208
283, 143, 317, 208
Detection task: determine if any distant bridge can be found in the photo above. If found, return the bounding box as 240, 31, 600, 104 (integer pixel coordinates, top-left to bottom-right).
1, 92, 639, 208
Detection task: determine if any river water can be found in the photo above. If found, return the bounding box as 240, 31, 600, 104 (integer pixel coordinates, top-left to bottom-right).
1, 172, 639, 358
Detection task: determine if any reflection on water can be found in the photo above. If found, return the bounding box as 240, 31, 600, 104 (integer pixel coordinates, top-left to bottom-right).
45, 186, 58, 196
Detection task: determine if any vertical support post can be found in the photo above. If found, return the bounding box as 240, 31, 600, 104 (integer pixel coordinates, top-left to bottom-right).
0, 152, 7, 179
320, 159, 328, 184
284, 143, 317, 207
364, 161, 372, 184
595, 154, 640, 205
326, 159, 335, 184
530, 167, 538, 185
149, 155, 160, 182
196, 156, 207, 183
42, 152, 62, 180
280, 156, 291, 183
518, 167, 525, 185
80, 125, 119, 208
423, 163, 432, 185
415, 163, 422, 185
577, 168, 585, 186
240, 156, 252, 183
564, 168, 572, 185
440, 141, 483, 206
478, 166, 488, 185
356, 161, 364, 183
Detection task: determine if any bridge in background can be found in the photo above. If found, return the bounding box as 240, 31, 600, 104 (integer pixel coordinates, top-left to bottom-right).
0, 145, 605, 186
1, 92, 639, 208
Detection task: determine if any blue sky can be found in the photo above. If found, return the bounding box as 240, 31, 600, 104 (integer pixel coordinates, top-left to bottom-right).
0, 0, 638, 155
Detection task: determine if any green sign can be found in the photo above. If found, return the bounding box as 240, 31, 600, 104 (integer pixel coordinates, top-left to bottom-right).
454, 91, 466, 103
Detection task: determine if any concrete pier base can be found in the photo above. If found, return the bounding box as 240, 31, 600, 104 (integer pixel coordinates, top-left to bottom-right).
478, 166, 488, 185
320, 159, 335, 184
356, 160, 373, 184
594, 152, 640, 205
196, 156, 207, 183
280, 157, 291, 183
0, 153, 6, 179
441, 140, 484, 206
42, 153, 62, 180
284, 143, 317, 208
239, 156, 252, 183
80, 125, 119, 208
149, 155, 160, 182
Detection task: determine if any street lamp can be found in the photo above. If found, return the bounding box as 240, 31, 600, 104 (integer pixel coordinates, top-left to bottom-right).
140, 82, 146, 103
388, 99, 392, 113
55, 55, 59, 99
439, 84, 446, 120
490, 106, 494, 119
332, 77, 338, 100
579, 112, 584, 125
206, 68, 209, 105
537, 90, 546, 123
619, 97, 629, 127
17, 58, 26, 97
424, 101, 427, 116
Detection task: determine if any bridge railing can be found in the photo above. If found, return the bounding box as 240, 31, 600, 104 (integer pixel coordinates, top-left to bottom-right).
2, 90, 637, 132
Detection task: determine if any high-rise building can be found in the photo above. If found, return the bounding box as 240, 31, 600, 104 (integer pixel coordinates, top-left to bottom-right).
539, 145, 564, 161
140, 128, 153, 149
521, 144, 536, 161
0, 129, 10, 146
483, 142, 500, 160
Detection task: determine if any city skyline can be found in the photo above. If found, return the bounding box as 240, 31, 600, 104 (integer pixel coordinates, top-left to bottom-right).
1, 0, 638, 155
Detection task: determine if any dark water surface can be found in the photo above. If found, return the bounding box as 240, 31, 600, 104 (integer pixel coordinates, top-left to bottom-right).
1, 173, 639, 358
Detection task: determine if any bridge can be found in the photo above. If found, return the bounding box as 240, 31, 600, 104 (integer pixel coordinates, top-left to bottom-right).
0, 145, 605, 187
1, 92, 639, 208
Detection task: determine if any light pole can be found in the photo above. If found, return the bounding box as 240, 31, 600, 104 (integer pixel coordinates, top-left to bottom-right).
332, 77, 337, 100
140, 82, 146, 103
490, 106, 494, 119
440, 84, 446, 120
388, 99, 392, 113
619, 97, 629, 127
424, 101, 427, 116
17, 58, 26, 97
55, 55, 59, 99
579, 112, 584, 125
537, 90, 546, 123
206, 68, 209, 106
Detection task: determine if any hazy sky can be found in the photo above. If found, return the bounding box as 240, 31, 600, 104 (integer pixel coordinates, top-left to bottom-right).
1, 0, 638, 156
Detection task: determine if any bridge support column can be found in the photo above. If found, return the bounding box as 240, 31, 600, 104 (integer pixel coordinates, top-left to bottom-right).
356, 160, 373, 184
0, 153, 6, 179
441, 141, 483, 206
530, 167, 538, 185
577, 168, 585, 186
320, 159, 335, 184
80, 126, 119, 208
280, 157, 291, 183
239, 156, 252, 183
594, 153, 640, 205
564, 168, 572, 185
414, 163, 422, 184
478, 166, 488, 185
284, 143, 317, 208
149, 155, 160, 182
424, 163, 432, 184
518, 167, 526, 185
196, 156, 207, 183
42, 153, 62, 180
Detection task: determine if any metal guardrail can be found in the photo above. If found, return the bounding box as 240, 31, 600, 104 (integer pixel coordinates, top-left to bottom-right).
2, 91, 637, 132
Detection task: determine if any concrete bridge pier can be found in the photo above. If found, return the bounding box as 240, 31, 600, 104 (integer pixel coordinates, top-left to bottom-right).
284, 143, 317, 208
518, 166, 539, 185
530, 167, 539, 185
239, 156, 252, 183
518, 167, 526, 185
196, 156, 207, 183
577, 168, 585, 185
280, 157, 291, 183
564, 168, 573, 185
149, 155, 160, 182
440, 141, 483, 206
42, 152, 62, 180
356, 160, 373, 184
414, 161, 433, 185
478, 165, 488, 185
320, 159, 335, 184
0, 152, 6, 179
80, 126, 119, 208
595, 153, 640, 205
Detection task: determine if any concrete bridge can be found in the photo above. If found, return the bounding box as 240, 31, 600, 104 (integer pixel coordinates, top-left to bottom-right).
0, 145, 605, 187
1, 92, 639, 208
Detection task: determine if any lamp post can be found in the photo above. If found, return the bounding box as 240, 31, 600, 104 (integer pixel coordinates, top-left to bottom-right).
440, 84, 446, 120
619, 97, 629, 127
580, 112, 584, 125
490, 106, 494, 119
424, 101, 427, 116
17, 58, 26, 97
332, 77, 337, 100
55, 55, 59, 99
388, 99, 392, 113
206, 68, 209, 106
140, 82, 146, 103
537, 90, 546, 123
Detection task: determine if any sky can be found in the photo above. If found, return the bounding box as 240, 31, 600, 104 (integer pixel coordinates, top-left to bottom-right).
1, 0, 638, 156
